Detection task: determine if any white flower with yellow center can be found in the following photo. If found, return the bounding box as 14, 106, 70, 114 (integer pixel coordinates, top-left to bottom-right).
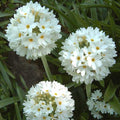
6, 1, 61, 60
87, 90, 117, 119
23, 81, 74, 120
59, 27, 117, 84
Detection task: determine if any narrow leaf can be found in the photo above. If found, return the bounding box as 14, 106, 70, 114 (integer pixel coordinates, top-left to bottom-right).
109, 95, 120, 115
0, 97, 19, 108
66, 82, 76, 88
0, 20, 9, 26
0, 12, 13, 18
14, 102, 22, 120
104, 80, 119, 102
20, 76, 28, 91
0, 32, 7, 39
0, 62, 14, 94
16, 83, 25, 102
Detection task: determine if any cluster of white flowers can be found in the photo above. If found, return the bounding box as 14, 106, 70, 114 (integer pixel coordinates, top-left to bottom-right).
87, 90, 117, 119
5, 1, 61, 60
59, 27, 117, 84
23, 81, 75, 120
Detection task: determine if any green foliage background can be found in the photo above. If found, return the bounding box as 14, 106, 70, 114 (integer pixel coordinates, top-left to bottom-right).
0, 0, 120, 120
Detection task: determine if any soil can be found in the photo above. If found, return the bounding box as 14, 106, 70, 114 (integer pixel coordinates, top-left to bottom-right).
6, 51, 45, 88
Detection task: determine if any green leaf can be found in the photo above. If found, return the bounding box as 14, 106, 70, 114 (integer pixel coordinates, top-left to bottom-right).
99, 80, 104, 87
0, 97, 19, 109
86, 84, 91, 98
109, 95, 120, 115
79, 4, 110, 8
3, 63, 15, 79
104, 80, 119, 102
46, 55, 61, 67
66, 82, 76, 88
0, 113, 6, 120
20, 76, 28, 91
14, 102, 22, 120
12, 0, 25, 4
0, 12, 13, 18
110, 63, 120, 72
79, 112, 89, 120
15, 83, 25, 103
0, 62, 14, 94
0, 20, 9, 27
0, 32, 7, 39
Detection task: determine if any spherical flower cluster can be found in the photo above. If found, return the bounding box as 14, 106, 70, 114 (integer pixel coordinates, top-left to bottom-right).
23, 81, 75, 120
5, 1, 61, 60
87, 90, 117, 119
59, 27, 117, 84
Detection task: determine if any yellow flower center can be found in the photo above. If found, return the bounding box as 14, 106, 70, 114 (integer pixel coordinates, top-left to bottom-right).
91, 39, 94, 42
104, 105, 107, 108
46, 90, 48, 92
19, 33, 21, 37
83, 65, 86, 68
60, 111, 62, 114
88, 52, 91, 55
29, 38, 33, 42
42, 102, 45, 105
47, 107, 50, 110
96, 46, 100, 50
92, 58, 95, 62
77, 56, 80, 60
26, 24, 30, 29
42, 25, 45, 29
59, 101, 62, 105
43, 116, 46, 119
54, 93, 57, 96
40, 35, 44, 39
24, 13, 27, 15
38, 108, 40, 111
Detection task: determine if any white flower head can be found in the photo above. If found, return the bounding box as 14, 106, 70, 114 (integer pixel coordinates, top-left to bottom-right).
6, 1, 62, 60
23, 81, 74, 120
87, 90, 117, 119
59, 27, 117, 84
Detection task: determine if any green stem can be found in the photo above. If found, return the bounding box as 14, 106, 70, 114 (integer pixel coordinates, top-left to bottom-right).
86, 84, 91, 98
41, 56, 52, 81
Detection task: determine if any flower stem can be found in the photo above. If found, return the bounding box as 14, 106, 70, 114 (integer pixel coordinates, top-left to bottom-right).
41, 56, 52, 81
86, 84, 91, 98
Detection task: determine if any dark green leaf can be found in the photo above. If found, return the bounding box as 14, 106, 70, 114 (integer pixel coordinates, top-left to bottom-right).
20, 76, 28, 91
104, 80, 119, 102
15, 83, 25, 103
0, 32, 7, 39
0, 97, 19, 109
0, 113, 6, 120
0, 62, 14, 94
0, 12, 13, 18
14, 102, 22, 120
109, 95, 120, 115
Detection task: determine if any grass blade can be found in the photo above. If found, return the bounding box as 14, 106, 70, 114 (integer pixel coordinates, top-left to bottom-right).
0, 62, 14, 94
14, 102, 22, 120
0, 97, 19, 109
